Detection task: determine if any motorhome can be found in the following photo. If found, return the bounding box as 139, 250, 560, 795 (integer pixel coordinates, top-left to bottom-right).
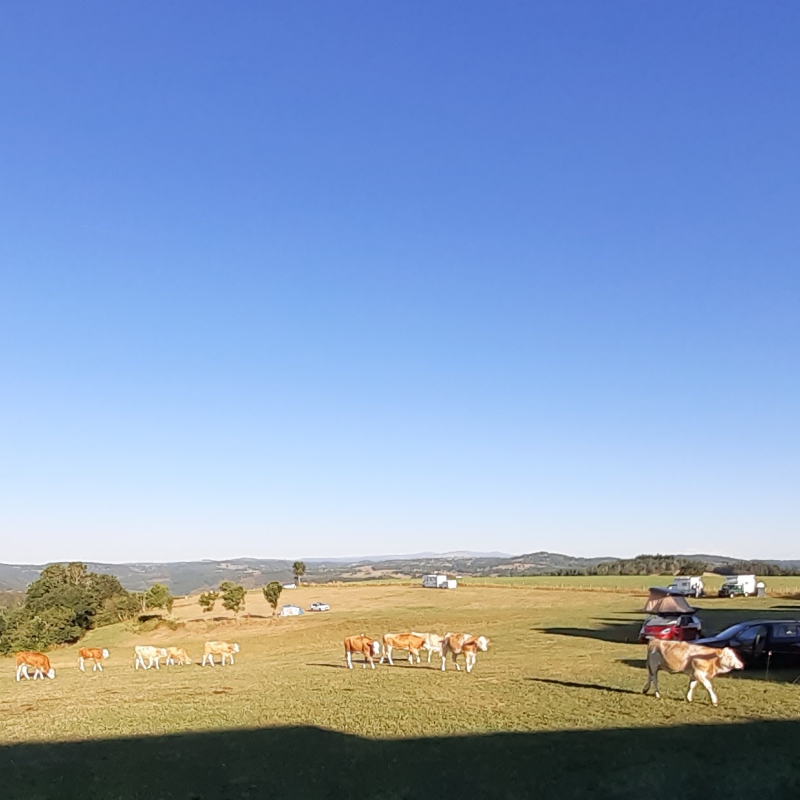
668, 576, 705, 598
422, 574, 456, 589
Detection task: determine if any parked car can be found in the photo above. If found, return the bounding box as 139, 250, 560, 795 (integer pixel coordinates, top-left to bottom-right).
639, 614, 703, 643
718, 574, 758, 598
694, 619, 800, 667
309, 602, 330, 612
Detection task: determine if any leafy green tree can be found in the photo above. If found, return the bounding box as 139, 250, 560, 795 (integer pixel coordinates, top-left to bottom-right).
292, 561, 307, 586
143, 583, 174, 614
220, 582, 246, 616
262, 581, 283, 615
198, 591, 220, 613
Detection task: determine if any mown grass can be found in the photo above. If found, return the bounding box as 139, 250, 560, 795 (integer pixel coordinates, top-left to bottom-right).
2, 583, 800, 798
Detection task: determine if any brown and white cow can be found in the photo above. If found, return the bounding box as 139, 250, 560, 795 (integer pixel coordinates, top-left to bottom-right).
134, 645, 168, 670
440, 633, 490, 673
643, 639, 744, 706
78, 647, 110, 672
380, 632, 427, 665
202, 641, 239, 666
166, 647, 192, 666
344, 634, 381, 669
413, 632, 444, 663
15, 652, 56, 681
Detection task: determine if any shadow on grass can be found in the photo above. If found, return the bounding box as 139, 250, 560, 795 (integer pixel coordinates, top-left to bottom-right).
527, 677, 641, 695
537, 617, 641, 644
4, 720, 800, 799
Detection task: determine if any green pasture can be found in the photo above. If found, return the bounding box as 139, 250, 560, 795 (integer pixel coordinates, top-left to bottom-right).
1, 583, 799, 799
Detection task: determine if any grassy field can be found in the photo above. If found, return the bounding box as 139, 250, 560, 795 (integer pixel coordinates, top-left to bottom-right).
2, 583, 800, 799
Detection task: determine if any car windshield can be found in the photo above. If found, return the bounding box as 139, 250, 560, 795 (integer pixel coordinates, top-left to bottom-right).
713, 622, 752, 639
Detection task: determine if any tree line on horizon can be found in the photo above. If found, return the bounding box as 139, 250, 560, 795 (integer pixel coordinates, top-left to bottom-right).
548, 554, 800, 577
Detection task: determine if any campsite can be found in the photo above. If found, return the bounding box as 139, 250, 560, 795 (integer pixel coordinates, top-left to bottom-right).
2, 580, 800, 798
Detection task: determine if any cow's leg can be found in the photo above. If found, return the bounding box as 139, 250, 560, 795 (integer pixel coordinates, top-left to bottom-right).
386, 646, 394, 666
369, 655, 375, 670
79, 657, 85, 672
686, 678, 698, 703
642, 666, 652, 695
696, 673, 718, 706
346, 650, 353, 669
229, 654, 235, 665
15, 665, 23, 681
97, 662, 102, 672
427, 648, 432, 663
453, 653, 460, 671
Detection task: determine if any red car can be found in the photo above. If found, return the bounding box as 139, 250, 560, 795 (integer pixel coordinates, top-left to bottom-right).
638, 613, 702, 643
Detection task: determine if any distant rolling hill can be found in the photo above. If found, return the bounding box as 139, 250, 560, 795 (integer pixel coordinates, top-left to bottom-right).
1, 551, 797, 595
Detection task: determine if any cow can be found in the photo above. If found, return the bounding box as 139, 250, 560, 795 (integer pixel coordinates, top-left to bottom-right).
78, 647, 110, 672
165, 647, 192, 666
440, 633, 490, 673
344, 634, 380, 669
202, 641, 239, 666
643, 639, 744, 706
380, 632, 427, 665
15, 652, 56, 681
134, 645, 168, 670
413, 631, 444, 663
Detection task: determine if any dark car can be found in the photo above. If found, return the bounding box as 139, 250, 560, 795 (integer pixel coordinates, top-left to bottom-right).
694, 620, 800, 667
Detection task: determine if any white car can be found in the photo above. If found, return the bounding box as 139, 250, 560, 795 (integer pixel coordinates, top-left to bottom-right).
310, 602, 330, 612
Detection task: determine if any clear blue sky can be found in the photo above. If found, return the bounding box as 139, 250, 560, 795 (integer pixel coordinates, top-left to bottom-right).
1, 2, 798, 564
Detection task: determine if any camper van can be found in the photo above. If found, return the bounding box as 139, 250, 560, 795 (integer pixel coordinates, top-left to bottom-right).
422, 574, 456, 589
718, 574, 758, 598
668, 576, 705, 598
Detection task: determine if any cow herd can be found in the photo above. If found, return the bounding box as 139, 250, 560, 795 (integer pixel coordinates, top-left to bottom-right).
345, 631, 491, 672
11, 627, 748, 707
13, 641, 241, 680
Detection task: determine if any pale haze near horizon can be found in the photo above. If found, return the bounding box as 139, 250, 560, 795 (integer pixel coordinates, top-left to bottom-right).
1, 3, 798, 565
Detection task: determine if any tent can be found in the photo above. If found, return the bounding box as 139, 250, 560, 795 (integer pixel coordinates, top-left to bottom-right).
643, 587, 697, 615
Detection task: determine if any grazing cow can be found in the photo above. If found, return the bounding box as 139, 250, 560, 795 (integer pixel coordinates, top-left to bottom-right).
344, 634, 381, 670
643, 639, 744, 706
165, 647, 192, 666
202, 641, 239, 666
380, 632, 427, 665
440, 633, 490, 673
413, 631, 444, 663
15, 652, 56, 681
78, 647, 110, 672
134, 645, 168, 670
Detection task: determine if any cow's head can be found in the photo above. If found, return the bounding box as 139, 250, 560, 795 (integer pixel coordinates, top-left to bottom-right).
475, 636, 490, 652
232, 643, 240, 653
371, 640, 381, 657
46, 668, 56, 679
719, 648, 745, 673
102, 649, 110, 659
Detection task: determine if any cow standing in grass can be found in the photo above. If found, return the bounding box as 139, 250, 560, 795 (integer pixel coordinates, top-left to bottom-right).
380, 632, 427, 665
15, 652, 56, 681
202, 641, 239, 666
166, 647, 192, 666
134, 646, 168, 670
344, 635, 380, 669
78, 647, 110, 672
413, 632, 444, 664
643, 639, 744, 706
441, 633, 490, 673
